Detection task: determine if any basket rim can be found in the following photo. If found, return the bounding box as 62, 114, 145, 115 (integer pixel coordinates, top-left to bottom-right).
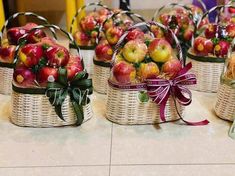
187, 49, 225, 63
69, 43, 95, 50
0, 61, 15, 68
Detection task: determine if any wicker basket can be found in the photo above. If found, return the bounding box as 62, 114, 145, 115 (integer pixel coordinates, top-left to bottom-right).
0, 12, 53, 95
0, 65, 14, 95
10, 24, 93, 128
187, 51, 224, 93
106, 85, 183, 125
214, 83, 235, 121
93, 63, 110, 94
10, 88, 93, 127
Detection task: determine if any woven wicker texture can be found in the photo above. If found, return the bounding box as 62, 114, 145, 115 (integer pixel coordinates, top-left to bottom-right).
187, 57, 224, 93
93, 64, 110, 94
0, 67, 13, 95
10, 90, 93, 127
106, 85, 184, 125
215, 83, 235, 121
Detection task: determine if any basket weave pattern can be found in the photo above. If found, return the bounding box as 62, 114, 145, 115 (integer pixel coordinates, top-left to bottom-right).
0, 67, 13, 95
11, 90, 93, 127
80, 49, 95, 75
187, 57, 224, 93
215, 83, 235, 121
106, 85, 184, 125
93, 64, 110, 94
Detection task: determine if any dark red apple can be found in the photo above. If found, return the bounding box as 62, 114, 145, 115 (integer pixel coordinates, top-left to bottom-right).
19, 44, 44, 67
229, 7, 235, 14
95, 41, 113, 61
45, 45, 69, 67
214, 40, 230, 57
66, 56, 83, 80
112, 60, 136, 84
126, 29, 145, 41
37, 67, 58, 86
0, 45, 16, 63
7, 27, 27, 45
26, 29, 46, 43
193, 37, 213, 56
205, 23, 217, 39
162, 58, 182, 78
13, 67, 36, 87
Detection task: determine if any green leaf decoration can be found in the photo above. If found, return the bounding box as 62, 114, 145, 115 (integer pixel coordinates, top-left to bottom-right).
138, 91, 149, 103
58, 68, 68, 86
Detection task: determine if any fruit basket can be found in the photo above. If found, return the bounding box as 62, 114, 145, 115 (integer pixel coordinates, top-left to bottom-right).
214, 38, 235, 122
187, 5, 235, 93
93, 10, 145, 94
70, 2, 112, 75
10, 25, 93, 127
0, 12, 55, 95
106, 21, 209, 126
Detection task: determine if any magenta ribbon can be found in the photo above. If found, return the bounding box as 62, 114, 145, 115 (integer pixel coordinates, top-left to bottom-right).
146, 63, 209, 126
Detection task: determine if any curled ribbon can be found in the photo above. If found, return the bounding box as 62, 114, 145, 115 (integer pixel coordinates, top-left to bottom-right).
146, 63, 209, 126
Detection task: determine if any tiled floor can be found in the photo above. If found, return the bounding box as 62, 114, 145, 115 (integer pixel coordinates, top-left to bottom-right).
0, 91, 234, 176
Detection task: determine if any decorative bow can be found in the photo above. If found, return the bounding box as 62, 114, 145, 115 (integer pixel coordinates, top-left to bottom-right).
46, 68, 92, 126
146, 63, 209, 126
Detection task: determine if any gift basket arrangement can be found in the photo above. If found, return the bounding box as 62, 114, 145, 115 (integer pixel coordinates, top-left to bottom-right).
106, 21, 209, 126
187, 5, 235, 92
0, 12, 54, 95
10, 24, 93, 127
214, 38, 235, 123
93, 10, 145, 94
70, 2, 112, 75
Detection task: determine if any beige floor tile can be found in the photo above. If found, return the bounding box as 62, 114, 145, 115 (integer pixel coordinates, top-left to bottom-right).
110, 165, 235, 176
0, 166, 109, 176
111, 91, 234, 165
0, 93, 112, 167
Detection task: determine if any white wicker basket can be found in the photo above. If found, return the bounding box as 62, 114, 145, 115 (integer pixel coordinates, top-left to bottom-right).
0, 66, 14, 95
106, 85, 183, 125
10, 88, 93, 127
187, 51, 224, 93
93, 64, 110, 94
214, 83, 235, 121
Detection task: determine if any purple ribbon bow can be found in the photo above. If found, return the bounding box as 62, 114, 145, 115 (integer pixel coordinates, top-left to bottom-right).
146, 63, 209, 126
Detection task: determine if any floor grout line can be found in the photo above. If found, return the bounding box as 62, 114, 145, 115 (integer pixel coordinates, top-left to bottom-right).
108, 123, 114, 176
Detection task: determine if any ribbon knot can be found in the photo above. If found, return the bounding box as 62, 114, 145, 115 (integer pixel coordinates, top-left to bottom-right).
146, 63, 209, 126
46, 68, 92, 126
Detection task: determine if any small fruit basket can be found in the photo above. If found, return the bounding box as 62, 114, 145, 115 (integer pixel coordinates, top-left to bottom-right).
10, 25, 93, 128
0, 12, 54, 95
106, 21, 208, 126
70, 2, 112, 75
93, 10, 145, 94
187, 5, 234, 93
214, 39, 235, 122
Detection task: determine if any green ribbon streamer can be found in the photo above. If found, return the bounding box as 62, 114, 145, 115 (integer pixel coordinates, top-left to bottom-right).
46, 68, 92, 126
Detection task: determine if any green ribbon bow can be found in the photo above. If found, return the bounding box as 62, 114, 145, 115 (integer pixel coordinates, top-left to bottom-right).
46, 68, 92, 126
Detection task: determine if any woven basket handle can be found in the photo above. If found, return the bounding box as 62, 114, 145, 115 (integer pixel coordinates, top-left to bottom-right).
69, 2, 111, 34
152, 3, 194, 22
14, 24, 83, 68
97, 10, 145, 44
0, 12, 56, 45
112, 21, 183, 66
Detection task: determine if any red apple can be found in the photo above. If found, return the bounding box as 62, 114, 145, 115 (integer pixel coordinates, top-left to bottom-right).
105, 26, 123, 45
19, 44, 44, 67
123, 40, 148, 63
183, 27, 194, 41
74, 31, 90, 46
214, 40, 230, 57
205, 23, 217, 39
0, 45, 16, 63
45, 45, 69, 67
13, 67, 36, 87
7, 27, 27, 45
226, 24, 235, 38
103, 19, 114, 31
150, 25, 164, 39
159, 14, 170, 26
137, 62, 160, 81
176, 14, 190, 29
162, 58, 182, 78
37, 67, 58, 86
38, 37, 57, 47
95, 41, 113, 61
66, 56, 83, 80
126, 29, 145, 41
148, 38, 172, 63
98, 8, 110, 16
112, 60, 136, 84
26, 29, 46, 43
229, 7, 235, 14
193, 37, 213, 56
23, 23, 38, 30
80, 15, 97, 31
